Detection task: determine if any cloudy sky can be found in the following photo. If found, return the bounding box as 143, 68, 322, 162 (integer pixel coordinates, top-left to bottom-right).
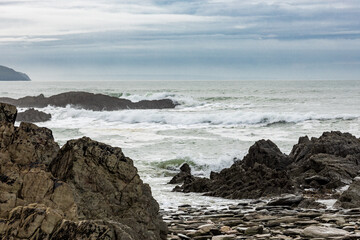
1, 0, 360, 81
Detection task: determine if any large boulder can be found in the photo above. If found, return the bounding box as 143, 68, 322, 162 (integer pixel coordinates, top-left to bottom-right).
16, 108, 51, 123
49, 137, 167, 240
0, 102, 167, 240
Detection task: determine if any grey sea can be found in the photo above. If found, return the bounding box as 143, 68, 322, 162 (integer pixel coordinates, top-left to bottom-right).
1, 80, 359, 209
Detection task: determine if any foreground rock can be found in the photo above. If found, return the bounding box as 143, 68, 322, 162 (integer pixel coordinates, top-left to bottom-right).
0, 91, 177, 111
172, 131, 360, 201
0, 102, 167, 239
16, 108, 51, 122
0, 102, 17, 123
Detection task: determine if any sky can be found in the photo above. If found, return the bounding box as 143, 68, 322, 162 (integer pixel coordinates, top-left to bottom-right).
0, 0, 360, 81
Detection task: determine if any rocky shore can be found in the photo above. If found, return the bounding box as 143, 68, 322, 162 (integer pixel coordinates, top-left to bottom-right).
16, 108, 52, 123
0, 91, 177, 111
164, 199, 360, 239
166, 130, 360, 239
2, 99, 360, 240
0, 102, 167, 239
171, 131, 360, 201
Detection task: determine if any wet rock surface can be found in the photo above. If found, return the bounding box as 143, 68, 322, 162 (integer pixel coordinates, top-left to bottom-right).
0, 91, 177, 110
0, 102, 167, 240
16, 108, 51, 122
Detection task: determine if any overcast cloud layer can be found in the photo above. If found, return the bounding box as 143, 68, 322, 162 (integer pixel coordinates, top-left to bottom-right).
1, 0, 360, 80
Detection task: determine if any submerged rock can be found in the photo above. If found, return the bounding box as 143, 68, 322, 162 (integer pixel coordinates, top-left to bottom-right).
16, 108, 51, 122
0, 91, 177, 111
0, 102, 167, 240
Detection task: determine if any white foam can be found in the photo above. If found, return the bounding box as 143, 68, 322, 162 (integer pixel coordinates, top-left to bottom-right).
40, 106, 359, 127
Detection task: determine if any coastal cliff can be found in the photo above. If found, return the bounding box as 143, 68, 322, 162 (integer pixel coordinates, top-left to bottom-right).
0, 65, 31, 81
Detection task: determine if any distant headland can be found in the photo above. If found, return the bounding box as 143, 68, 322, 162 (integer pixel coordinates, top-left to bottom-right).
0, 65, 31, 81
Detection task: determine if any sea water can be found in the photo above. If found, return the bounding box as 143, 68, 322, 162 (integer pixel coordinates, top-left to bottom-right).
0, 80, 359, 209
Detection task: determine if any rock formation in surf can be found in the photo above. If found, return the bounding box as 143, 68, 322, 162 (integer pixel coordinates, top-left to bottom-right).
0, 91, 177, 111
0, 65, 31, 81
16, 108, 51, 123
171, 131, 360, 203
0, 102, 167, 240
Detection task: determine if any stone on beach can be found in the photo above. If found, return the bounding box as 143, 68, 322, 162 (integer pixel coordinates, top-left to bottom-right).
302, 225, 350, 238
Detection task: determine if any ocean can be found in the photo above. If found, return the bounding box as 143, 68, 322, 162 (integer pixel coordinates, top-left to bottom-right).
1, 80, 359, 209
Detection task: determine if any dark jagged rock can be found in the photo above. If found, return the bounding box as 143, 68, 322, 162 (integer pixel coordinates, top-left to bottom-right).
335, 177, 360, 209
242, 139, 292, 170
290, 131, 360, 161
16, 108, 51, 123
0, 103, 167, 239
289, 132, 360, 190
0, 65, 31, 81
168, 163, 192, 184
171, 140, 295, 199
0, 91, 177, 111
172, 131, 360, 202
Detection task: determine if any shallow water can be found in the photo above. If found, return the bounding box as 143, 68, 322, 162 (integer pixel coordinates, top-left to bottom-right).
1, 80, 359, 208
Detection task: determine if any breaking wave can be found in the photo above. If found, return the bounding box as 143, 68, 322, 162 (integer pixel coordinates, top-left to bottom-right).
41, 106, 359, 126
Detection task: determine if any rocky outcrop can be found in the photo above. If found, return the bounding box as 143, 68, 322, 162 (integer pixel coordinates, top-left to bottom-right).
0, 91, 177, 110
16, 108, 51, 123
0, 65, 30, 81
172, 131, 360, 202
172, 139, 295, 199
168, 163, 192, 184
0, 102, 167, 239
289, 132, 360, 190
